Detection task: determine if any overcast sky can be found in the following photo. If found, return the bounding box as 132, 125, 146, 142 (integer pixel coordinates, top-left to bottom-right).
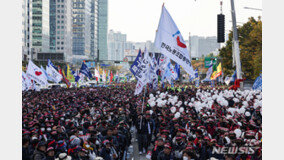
108, 0, 262, 42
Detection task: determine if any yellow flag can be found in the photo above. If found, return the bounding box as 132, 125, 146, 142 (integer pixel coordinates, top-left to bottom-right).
66, 65, 75, 82
210, 63, 222, 80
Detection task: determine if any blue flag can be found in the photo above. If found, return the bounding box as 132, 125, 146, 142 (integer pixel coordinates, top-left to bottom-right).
130, 49, 142, 79
194, 69, 198, 79
252, 74, 262, 91
231, 70, 237, 82
80, 62, 92, 79
174, 64, 180, 80
48, 59, 58, 70
72, 69, 80, 82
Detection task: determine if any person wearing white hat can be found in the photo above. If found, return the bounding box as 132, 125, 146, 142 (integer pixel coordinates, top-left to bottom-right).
55, 153, 72, 160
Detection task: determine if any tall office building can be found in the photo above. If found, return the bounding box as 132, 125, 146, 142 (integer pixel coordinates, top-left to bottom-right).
98, 0, 108, 61
22, 0, 50, 61
90, 0, 98, 60
49, 0, 73, 62
32, 0, 50, 54
22, 0, 32, 61
72, 0, 92, 63
107, 30, 126, 61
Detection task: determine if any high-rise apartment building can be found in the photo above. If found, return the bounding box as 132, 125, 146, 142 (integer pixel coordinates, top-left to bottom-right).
189, 36, 220, 58
97, 0, 108, 61
107, 30, 126, 61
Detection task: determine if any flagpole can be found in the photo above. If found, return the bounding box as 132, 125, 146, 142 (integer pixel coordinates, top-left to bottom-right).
140, 83, 147, 130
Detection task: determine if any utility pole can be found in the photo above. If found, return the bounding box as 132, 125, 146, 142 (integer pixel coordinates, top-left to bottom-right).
188, 32, 191, 60
230, 0, 242, 80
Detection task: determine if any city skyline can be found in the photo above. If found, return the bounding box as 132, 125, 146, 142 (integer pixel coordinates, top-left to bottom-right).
108, 0, 262, 42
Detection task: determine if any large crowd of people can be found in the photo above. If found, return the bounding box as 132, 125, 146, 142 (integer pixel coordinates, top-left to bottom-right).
22, 83, 262, 160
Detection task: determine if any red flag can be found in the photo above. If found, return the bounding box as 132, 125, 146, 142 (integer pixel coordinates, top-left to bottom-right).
110, 71, 113, 83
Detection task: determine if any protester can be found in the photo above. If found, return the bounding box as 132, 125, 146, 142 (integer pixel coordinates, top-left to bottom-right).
23, 83, 262, 160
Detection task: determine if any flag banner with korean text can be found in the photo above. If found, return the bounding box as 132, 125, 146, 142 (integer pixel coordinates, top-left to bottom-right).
26, 60, 48, 86
130, 48, 150, 83
154, 5, 195, 77
130, 49, 142, 79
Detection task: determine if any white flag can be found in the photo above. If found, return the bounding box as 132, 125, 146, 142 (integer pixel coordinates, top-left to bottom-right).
102, 69, 106, 82
154, 5, 195, 77
26, 60, 48, 86
46, 65, 62, 83
22, 72, 28, 91
95, 68, 100, 80
134, 80, 146, 95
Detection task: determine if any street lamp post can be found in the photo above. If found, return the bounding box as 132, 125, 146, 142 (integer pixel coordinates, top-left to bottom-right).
230, 0, 242, 80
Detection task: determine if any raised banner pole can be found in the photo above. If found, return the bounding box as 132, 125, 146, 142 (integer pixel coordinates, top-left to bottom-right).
140, 84, 147, 130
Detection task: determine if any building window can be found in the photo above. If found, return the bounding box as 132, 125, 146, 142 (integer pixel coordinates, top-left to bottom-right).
57, 5, 60, 8
62, 0, 64, 2
57, 20, 60, 23
57, 37, 60, 39
61, 26, 64, 29
61, 42, 64, 45
61, 47, 64, 50
61, 20, 64, 23
57, 10, 60, 13
61, 15, 64, 18
57, 0, 60, 2
57, 26, 60, 29
57, 47, 60, 50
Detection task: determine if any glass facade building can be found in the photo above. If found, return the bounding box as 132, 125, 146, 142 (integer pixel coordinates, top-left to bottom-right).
72, 0, 92, 59
31, 0, 50, 53
90, 0, 98, 60
98, 0, 108, 61
50, 0, 73, 62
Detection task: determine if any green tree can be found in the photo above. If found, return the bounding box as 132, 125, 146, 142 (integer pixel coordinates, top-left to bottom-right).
219, 17, 262, 79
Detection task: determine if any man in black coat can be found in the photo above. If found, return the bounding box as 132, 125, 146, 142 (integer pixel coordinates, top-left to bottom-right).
157, 143, 175, 160
151, 138, 164, 160
32, 141, 47, 160
23, 137, 33, 160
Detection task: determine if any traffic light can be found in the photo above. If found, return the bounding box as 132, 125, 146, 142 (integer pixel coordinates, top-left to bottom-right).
192, 58, 199, 61
217, 14, 225, 43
